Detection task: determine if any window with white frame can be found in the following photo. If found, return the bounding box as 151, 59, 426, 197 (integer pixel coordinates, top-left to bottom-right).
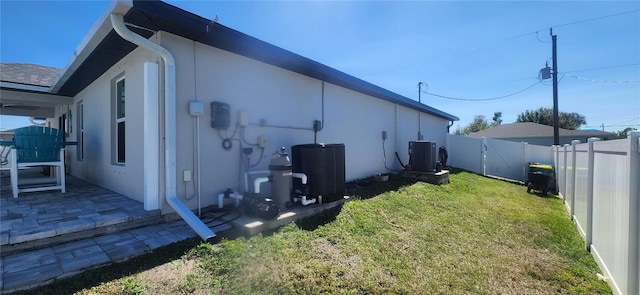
114, 76, 126, 164
76, 101, 84, 160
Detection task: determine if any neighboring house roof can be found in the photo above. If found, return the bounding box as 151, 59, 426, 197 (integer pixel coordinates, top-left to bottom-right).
1, 63, 60, 87
45, 0, 458, 122
468, 122, 614, 139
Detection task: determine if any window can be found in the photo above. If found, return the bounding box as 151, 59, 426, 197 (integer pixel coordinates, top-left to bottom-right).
114, 76, 126, 164
76, 101, 84, 160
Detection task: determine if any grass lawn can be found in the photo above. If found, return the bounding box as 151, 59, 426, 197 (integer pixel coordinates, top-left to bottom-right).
18, 170, 611, 294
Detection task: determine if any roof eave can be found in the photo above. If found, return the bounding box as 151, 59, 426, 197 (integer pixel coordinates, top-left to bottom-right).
0, 81, 51, 93
51, 0, 133, 93
50, 0, 458, 122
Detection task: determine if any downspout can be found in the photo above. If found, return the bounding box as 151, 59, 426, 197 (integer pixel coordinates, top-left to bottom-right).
110, 14, 216, 242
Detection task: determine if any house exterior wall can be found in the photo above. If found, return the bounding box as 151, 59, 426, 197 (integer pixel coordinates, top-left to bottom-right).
49, 42, 161, 203
52, 30, 452, 213
159, 31, 450, 212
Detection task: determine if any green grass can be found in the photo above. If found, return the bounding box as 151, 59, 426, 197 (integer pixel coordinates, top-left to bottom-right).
18, 170, 611, 294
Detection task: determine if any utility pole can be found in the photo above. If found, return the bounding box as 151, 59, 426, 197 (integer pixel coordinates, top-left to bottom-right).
417, 82, 423, 140
551, 28, 559, 146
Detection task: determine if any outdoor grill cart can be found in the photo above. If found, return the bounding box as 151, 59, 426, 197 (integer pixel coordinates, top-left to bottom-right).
526, 163, 555, 195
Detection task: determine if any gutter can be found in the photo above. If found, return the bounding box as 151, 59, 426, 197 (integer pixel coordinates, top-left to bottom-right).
110, 13, 216, 242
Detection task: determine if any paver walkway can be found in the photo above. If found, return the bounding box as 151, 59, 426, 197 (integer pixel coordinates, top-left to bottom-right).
1, 218, 230, 293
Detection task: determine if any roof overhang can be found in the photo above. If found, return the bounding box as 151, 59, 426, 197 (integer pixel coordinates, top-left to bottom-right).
0, 88, 73, 118
51, 0, 135, 95
49, 0, 459, 121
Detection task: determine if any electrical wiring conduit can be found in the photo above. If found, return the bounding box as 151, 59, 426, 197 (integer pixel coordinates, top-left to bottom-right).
110, 14, 216, 242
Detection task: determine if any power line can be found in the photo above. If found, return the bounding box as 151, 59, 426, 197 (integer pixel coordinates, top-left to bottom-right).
612, 118, 640, 125
506, 9, 640, 41
584, 124, 640, 128
552, 9, 640, 29
564, 73, 640, 83
564, 63, 640, 73
423, 81, 542, 101
363, 10, 639, 77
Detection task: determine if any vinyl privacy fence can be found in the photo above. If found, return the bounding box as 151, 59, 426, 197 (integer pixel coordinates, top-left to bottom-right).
445, 134, 554, 182
554, 132, 639, 295
446, 132, 639, 295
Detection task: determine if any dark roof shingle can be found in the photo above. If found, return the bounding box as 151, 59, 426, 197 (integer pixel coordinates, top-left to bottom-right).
1, 63, 61, 87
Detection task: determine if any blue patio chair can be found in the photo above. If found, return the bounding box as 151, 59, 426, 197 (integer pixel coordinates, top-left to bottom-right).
7, 126, 66, 198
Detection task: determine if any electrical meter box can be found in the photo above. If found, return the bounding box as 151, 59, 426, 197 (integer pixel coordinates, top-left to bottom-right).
210, 101, 230, 129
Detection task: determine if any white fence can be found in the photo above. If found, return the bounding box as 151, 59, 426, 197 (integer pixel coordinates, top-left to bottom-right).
445, 134, 554, 182
446, 132, 639, 295
554, 132, 639, 295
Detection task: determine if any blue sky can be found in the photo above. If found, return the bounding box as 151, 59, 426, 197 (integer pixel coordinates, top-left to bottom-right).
1, 1, 638, 133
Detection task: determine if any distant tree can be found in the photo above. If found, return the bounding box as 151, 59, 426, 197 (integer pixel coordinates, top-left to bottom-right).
462, 115, 490, 135
453, 125, 464, 135
516, 107, 586, 130
613, 127, 637, 139
491, 112, 503, 126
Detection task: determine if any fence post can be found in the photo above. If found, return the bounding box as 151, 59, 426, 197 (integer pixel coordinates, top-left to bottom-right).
585, 137, 599, 251
570, 140, 580, 221
553, 145, 559, 194
522, 142, 529, 182
627, 131, 639, 295
482, 137, 487, 176
563, 144, 569, 204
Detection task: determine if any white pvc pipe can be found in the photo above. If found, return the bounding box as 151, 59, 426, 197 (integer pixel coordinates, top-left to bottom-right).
110, 14, 215, 242
218, 191, 244, 209
254, 177, 270, 194
196, 115, 201, 216
217, 193, 225, 209
229, 192, 243, 207
291, 172, 307, 184
244, 170, 270, 192
300, 196, 316, 206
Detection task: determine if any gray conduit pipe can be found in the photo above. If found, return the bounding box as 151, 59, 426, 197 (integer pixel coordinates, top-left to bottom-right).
110, 14, 216, 242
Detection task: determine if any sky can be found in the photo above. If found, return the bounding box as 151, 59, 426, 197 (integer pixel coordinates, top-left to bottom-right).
1, 1, 638, 133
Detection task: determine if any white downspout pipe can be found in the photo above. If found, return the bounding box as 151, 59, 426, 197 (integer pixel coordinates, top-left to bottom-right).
110, 14, 215, 242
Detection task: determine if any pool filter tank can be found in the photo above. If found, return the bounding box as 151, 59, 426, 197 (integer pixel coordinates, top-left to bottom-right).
269, 147, 293, 209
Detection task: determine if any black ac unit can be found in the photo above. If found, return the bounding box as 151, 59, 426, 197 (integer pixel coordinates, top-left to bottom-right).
409, 141, 436, 172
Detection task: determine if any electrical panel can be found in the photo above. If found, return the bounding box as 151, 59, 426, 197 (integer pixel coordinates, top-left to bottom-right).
189, 101, 204, 116
238, 111, 249, 127
257, 135, 268, 148
210, 101, 230, 129
313, 120, 323, 132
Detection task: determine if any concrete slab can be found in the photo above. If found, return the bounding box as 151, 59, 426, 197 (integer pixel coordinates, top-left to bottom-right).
230, 197, 348, 236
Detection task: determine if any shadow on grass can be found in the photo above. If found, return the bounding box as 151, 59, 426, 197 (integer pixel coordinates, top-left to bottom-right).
294, 174, 419, 232
12, 237, 201, 295
347, 174, 418, 200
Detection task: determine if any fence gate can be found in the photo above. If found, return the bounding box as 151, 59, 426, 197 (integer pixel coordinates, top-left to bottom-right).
484, 138, 526, 182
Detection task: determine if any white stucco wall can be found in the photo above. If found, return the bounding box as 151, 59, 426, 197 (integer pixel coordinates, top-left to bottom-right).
51, 42, 161, 203
54, 30, 453, 213
159, 31, 451, 211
